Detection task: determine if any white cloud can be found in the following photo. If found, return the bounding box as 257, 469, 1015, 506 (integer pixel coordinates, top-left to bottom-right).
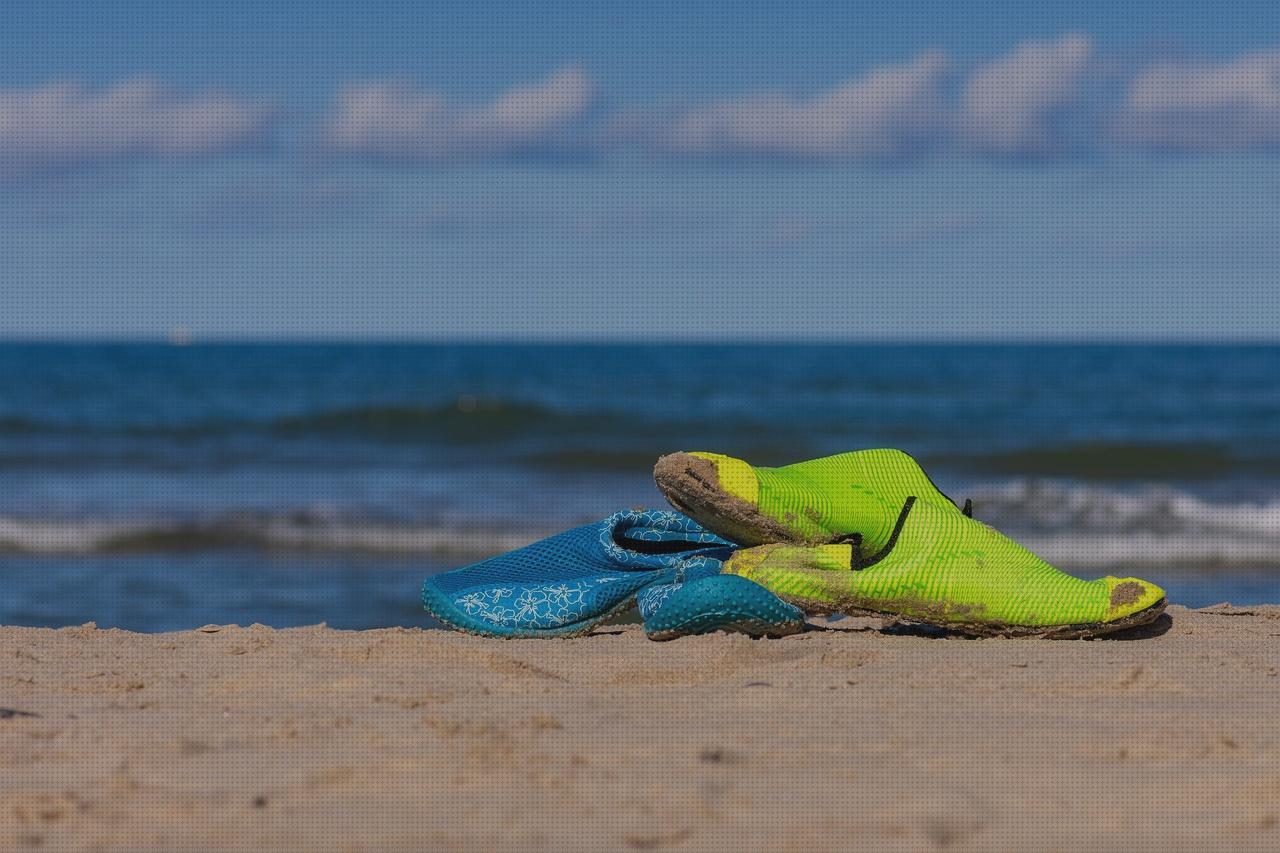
657, 36, 1099, 160
16, 38, 1280, 183
663, 51, 951, 159
323, 65, 596, 160
1114, 48, 1280, 152
0, 78, 271, 180
959, 33, 1094, 156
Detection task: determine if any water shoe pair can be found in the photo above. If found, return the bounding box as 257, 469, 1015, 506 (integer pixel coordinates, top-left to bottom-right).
656, 449, 1168, 638
421, 509, 806, 640
425, 449, 1167, 640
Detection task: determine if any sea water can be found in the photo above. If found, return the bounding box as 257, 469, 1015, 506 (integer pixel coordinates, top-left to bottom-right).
1, 343, 1277, 630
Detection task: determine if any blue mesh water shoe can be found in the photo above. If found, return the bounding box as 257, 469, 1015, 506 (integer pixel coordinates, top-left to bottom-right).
423, 509, 806, 640
422, 509, 736, 638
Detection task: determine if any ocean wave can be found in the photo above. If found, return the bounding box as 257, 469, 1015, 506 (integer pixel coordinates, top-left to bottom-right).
3, 482, 1279, 569
0, 416, 44, 435
968, 480, 1280, 538
941, 442, 1279, 479
952, 480, 1280, 568
2, 418, 1277, 483
0, 398, 632, 444
1011, 534, 1280, 570
267, 399, 616, 442
0, 514, 545, 559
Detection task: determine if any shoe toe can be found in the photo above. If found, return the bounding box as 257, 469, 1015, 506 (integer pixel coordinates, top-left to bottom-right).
655, 451, 760, 507
1102, 576, 1166, 622
686, 452, 760, 504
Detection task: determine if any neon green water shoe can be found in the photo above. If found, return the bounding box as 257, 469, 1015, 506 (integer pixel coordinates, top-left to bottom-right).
721, 496, 1167, 638
654, 449, 963, 549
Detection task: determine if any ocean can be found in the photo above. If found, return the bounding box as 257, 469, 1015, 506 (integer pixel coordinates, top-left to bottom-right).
2, 343, 1277, 631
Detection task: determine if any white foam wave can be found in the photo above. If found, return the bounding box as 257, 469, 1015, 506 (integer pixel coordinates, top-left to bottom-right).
1017, 533, 1280, 570
3, 482, 1279, 570
0, 514, 543, 559
970, 480, 1280, 539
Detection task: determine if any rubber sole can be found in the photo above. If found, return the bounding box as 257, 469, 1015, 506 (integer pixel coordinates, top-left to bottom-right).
646, 617, 806, 642
796, 597, 1169, 639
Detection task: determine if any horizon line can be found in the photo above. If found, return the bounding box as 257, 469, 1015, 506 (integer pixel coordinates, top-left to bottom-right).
0, 336, 1275, 347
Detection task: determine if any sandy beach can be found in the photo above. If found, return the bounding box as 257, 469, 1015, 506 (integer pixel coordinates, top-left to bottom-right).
2, 605, 1278, 852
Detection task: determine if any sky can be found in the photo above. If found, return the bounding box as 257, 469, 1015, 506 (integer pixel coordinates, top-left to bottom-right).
3, 1, 1280, 340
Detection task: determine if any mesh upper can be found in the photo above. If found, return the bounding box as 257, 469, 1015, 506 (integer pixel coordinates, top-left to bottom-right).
429, 510, 732, 596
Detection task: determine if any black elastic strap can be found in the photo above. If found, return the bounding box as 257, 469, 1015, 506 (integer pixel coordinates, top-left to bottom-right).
836, 532, 865, 569
848, 496, 916, 570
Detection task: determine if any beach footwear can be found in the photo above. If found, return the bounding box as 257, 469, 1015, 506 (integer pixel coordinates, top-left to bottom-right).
639, 573, 807, 641
722, 496, 1167, 638
654, 448, 963, 549
422, 509, 735, 638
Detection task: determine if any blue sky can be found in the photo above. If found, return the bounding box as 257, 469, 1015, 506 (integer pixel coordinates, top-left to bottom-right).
3, 1, 1279, 340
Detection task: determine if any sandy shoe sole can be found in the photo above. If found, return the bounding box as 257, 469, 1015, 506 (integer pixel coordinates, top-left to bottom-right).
647, 615, 807, 642
802, 597, 1168, 639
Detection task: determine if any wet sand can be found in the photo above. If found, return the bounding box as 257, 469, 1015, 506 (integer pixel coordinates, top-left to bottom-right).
2, 604, 1278, 852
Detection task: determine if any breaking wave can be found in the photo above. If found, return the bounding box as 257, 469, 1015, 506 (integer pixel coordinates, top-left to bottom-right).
966, 480, 1280, 569
946, 442, 1280, 480
3, 481, 1279, 570
0, 513, 545, 560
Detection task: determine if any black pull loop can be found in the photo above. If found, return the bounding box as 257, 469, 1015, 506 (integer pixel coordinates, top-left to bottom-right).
962, 498, 973, 518
847, 496, 916, 571
835, 532, 864, 568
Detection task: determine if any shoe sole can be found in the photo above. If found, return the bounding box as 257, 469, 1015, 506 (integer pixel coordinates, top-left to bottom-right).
799, 597, 1168, 639
646, 617, 807, 642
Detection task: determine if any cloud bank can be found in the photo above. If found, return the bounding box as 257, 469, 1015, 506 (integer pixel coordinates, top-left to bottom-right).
0, 78, 271, 180
6, 37, 1280, 179
1114, 48, 1280, 152
322, 34, 1101, 162
322, 65, 596, 160
661, 34, 1097, 160
663, 51, 951, 160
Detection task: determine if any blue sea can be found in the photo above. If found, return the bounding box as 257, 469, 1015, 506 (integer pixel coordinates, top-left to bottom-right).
2, 343, 1278, 631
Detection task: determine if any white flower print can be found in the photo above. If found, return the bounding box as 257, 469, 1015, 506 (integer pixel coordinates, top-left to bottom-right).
545, 583, 586, 608
480, 606, 515, 625
514, 589, 549, 621
457, 592, 489, 614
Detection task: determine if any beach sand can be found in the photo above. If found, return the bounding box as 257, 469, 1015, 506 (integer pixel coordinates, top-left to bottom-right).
2, 605, 1278, 852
